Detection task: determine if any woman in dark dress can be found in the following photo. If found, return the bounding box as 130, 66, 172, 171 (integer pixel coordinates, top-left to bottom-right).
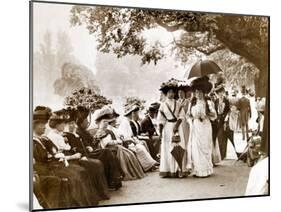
75, 106, 123, 190
33, 106, 99, 208
62, 111, 109, 199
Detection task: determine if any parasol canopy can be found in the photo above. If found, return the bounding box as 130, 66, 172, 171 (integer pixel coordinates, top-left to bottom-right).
186, 59, 223, 79
170, 145, 185, 171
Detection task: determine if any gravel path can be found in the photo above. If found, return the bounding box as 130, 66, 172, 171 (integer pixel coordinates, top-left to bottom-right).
100, 160, 250, 206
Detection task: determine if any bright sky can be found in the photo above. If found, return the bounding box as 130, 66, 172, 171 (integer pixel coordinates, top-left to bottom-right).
32, 2, 192, 111
33, 2, 98, 73
32, 2, 187, 76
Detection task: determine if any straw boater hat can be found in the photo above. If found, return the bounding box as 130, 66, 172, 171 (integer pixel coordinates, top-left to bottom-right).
159, 78, 179, 94
190, 76, 213, 94
124, 103, 140, 116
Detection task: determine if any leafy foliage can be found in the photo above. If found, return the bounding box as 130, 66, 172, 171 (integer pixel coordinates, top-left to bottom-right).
70, 6, 268, 96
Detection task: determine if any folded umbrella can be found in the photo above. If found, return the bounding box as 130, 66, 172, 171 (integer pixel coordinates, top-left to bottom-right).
171, 145, 185, 171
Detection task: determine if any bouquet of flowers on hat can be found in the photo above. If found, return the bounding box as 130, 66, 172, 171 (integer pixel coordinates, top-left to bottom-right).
64, 86, 112, 113
159, 78, 180, 90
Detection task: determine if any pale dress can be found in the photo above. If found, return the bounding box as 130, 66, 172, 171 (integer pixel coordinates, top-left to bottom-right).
118, 117, 157, 172
188, 100, 215, 177
245, 157, 268, 195
98, 128, 146, 180
157, 99, 189, 177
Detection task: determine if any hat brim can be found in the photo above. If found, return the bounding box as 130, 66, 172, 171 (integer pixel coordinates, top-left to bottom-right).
124, 106, 139, 116
159, 86, 178, 94
191, 83, 213, 94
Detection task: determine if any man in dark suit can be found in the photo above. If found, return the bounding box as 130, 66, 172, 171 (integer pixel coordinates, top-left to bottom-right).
140, 102, 161, 161
214, 85, 230, 160
237, 86, 252, 141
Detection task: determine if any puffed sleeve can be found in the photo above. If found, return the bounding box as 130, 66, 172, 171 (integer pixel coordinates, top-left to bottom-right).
157, 103, 166, 126
117, 118, 134, 140
100, 134, 115, 148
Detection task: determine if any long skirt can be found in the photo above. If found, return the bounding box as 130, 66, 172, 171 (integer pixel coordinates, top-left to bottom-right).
36, 161, 100, 208
116, 145, 146, 180
68, 158, 109, 200
139, 138, 158, 160
88, 148, 122, 189
159, 121, 189, 177
190, 119, 213, 177
129, 143, 157, 172
212, 138, 222, 164
33, 175, 64, 209
53, 163, 100, 207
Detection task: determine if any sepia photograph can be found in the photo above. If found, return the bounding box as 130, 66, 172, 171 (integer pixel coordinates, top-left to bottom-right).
30, 0, 269, 210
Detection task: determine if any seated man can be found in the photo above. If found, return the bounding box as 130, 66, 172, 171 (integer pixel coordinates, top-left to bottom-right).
140, 102, 161, 161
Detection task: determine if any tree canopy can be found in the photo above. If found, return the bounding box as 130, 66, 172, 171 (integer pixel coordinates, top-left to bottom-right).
69, 6, 268, 96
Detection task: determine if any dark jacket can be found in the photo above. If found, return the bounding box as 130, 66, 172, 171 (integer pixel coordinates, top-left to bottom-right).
215, 97, 230, 127
129, 120, 141, 137
140, 115, 157, 138
237, 96, 252, 125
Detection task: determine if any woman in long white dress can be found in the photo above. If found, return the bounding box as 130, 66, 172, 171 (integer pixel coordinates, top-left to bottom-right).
157, 80, 189, 178
187, 77, 217, 177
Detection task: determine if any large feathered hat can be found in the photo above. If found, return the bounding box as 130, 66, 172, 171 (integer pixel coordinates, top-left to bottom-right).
159, 78, 179, 94
190, 76, 213, 94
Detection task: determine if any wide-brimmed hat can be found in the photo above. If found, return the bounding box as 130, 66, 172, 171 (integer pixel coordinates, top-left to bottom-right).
177, 81, 192, 92
190, 76, 213, 94
64, 107, 78, 122
159, 78, 179, 94
49, 109, 69, 121
93, 105, 114, 122
33, 106, 52, 123
178, 85, 192, 92
124, 103, 140, 116
48, 109, 69, 128
148, 102, 160, 112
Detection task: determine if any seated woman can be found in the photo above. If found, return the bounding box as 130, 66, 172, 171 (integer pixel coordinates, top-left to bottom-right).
46, 110, 108, 204
75, 106, 123, 190
33, 106, 98, 208
92, 106, 145, 181
140, 102, 161, 161
62, 109, 109, 200
118, 103, 159, 172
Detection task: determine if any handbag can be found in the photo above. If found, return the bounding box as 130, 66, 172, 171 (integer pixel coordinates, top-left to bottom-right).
172, 132, 181, 143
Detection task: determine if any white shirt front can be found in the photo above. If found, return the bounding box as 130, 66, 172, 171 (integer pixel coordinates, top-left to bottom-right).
47, 129, 71, 151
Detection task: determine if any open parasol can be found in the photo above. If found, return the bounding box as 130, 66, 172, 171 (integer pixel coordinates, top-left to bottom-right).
186, 59, 223, 79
